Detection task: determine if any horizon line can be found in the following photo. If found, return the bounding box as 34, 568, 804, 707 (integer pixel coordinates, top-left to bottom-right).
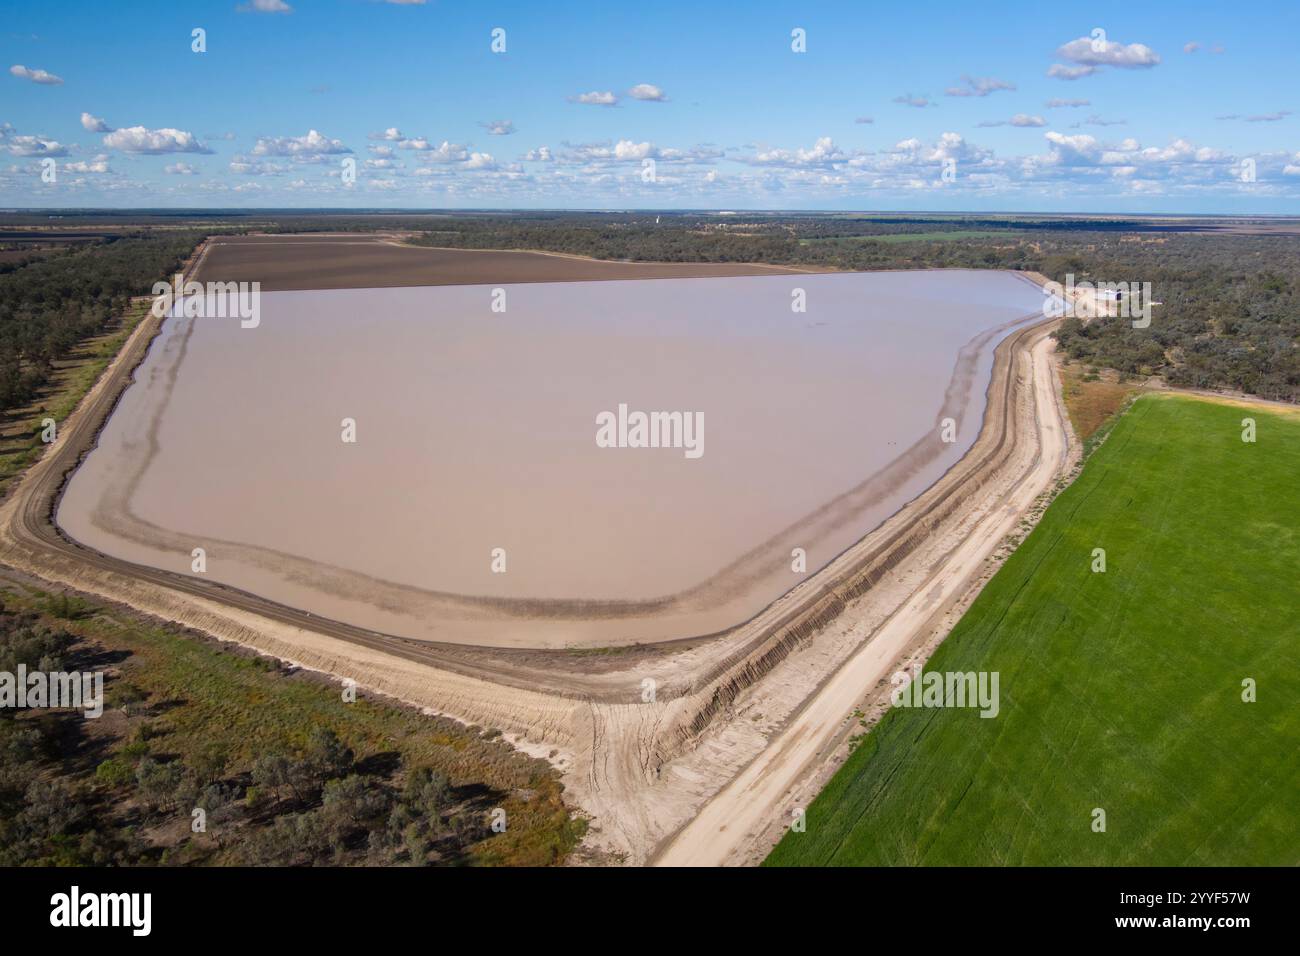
5, 207, 1300, 220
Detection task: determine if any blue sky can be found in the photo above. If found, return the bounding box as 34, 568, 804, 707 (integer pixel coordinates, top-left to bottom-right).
3, 0, 1298, 212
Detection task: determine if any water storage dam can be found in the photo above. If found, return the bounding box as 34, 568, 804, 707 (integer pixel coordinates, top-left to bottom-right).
56, 269, 1047, 648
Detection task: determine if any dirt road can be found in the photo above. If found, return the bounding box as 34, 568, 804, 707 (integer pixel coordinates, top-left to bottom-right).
652, 325, 1069, 867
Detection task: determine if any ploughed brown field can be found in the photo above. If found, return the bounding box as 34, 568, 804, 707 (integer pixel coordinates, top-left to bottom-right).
58, 236, 1048, 648
194, 233, 806, 291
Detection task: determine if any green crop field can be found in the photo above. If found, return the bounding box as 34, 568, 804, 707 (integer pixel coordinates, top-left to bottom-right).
766, 395, 1300, 866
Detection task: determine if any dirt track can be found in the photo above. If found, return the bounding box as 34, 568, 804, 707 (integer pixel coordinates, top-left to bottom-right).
0, 242, 1075, 863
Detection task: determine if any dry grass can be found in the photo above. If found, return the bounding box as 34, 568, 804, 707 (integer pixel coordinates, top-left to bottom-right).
1056, 359, 1140, 442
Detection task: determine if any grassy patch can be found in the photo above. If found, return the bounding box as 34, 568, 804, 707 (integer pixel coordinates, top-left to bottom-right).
1056, 360, 1140, 444
766, 395, 1299, 866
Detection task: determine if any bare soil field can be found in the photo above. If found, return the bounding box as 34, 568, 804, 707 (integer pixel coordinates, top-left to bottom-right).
195, 234, 806, 291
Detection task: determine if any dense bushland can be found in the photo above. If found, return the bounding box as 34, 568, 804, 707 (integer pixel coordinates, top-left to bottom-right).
0, 231, 203, 413
0, 591, 583, 867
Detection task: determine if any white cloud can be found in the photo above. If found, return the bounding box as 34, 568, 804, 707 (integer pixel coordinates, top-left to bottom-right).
1047, 64, 1098, 81
9, 64, 63, 85
1217, 110, 1292, 123
1033, 132, 1233, 181
855, 116, 874, 124
229, 156, 288, 175
893, 93, 934, 108
2, 134, 68, 157
17, 95, 1288, 207
569, 90, 618, 106
627, 83, 666, 101
562, 140, 654, 163
741, 137, 845, 168
80, 112, 113, 133
1184, 41, 1201, 54
613, 140, 654, 160
251, 129, 350, 160
1056, 36, 1160, 69
480, 120, 515, 136
398, 139, 468, 161
237, 0, 292, 13
945, 75, 1015, 98
657, 144, 723, 164
1072, 115, 1127, 128
464, 152, 497, 170
104, 126, 214, 154
65, 154, 111, 174
1040, 131, 1102, 165
552, 139, 720, 174
978, 114, 1046, 128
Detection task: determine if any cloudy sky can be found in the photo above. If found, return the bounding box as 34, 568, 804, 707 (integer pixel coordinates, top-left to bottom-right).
3, 0, 1298, 212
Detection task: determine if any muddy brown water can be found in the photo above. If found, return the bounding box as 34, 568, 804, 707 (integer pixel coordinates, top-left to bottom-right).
57, 270, 1047, 647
